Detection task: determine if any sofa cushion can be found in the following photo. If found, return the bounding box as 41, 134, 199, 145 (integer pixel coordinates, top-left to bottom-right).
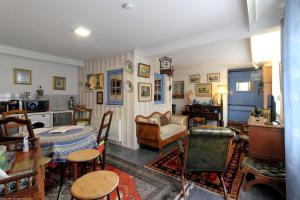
160, 124, 186, 140
170, 115, 187, 126
160, 114, 169, 126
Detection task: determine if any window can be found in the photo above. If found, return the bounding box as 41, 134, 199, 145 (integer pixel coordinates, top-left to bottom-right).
236, 81, 252, 92
154, 73, 164, 104
106, 69, 123, 105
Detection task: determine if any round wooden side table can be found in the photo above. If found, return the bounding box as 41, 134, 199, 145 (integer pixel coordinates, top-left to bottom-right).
71, 170, 121, 200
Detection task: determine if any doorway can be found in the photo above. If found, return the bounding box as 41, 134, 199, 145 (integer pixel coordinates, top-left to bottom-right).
228, 68, 263, 123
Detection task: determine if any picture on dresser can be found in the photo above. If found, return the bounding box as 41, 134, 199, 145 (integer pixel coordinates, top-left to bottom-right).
189, 74, 200, 83
138, 82, 152, 102
53, 76, 66, 90
87, 73, 104, 90
207, 73, 220, 82
138, 63, 151, 78
96, 91, 103, 104
172, 81, 184, 99
13, 68, 32, 85
195, 83, 212, 97
106, 69, 123, 105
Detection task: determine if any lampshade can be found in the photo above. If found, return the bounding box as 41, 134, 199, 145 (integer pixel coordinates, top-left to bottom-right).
217, 85, 228, 94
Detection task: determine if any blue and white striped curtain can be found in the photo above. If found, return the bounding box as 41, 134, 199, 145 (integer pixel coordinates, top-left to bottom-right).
283, 1, 300, 199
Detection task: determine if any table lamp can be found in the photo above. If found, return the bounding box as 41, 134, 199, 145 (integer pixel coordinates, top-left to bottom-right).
217, 85, 228, 127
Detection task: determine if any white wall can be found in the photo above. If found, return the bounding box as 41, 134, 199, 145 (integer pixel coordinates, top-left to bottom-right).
0, 53, 78, 95
134, 51, 172, 117
173, 66, 229, 125
171, 39, 253, 126
79, 50, 172, 149
79, 51, 136, 148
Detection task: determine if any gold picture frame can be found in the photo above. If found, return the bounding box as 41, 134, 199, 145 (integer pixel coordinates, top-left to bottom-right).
87, 73, 104, 90
13, 68, 32, 85
53, 76, 66, 90
207, 73, 220, 82
96, 91, 103, 104
138, 82, 152, 102
138, 63, 151, 78
195, 83, 212, 97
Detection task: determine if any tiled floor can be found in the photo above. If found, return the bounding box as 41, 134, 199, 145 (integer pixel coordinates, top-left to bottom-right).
108, 142, 284, 200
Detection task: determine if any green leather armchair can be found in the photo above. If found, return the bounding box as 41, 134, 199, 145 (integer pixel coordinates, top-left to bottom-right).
178, 127, 235, 200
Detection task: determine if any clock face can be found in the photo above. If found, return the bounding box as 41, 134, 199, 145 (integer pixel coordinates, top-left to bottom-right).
161, 60, 171, 69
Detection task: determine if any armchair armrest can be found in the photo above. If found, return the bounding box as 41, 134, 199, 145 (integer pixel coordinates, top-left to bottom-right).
136, 121, 161, 141
170, 115, 188, 128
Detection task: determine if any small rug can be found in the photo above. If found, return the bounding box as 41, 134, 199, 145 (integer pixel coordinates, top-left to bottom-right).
46, 155, 182, 200
145, 143, 244, 200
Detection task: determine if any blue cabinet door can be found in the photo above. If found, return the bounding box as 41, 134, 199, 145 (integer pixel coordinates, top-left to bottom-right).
228, 69, 263, 122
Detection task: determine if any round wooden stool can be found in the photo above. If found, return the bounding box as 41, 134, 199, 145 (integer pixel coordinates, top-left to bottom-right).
71, 170, 121, 200
67, 149, 100, 180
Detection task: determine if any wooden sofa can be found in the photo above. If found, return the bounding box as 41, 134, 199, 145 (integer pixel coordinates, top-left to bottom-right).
135, 111, 188, 153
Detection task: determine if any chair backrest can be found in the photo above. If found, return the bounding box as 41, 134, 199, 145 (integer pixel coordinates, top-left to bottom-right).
0, 117, 35, 139
72, 105, 92, 125
183, 127, 234, 172
2, 110, 29, 135
97, 111, 113, 144
0, 137, 39, 198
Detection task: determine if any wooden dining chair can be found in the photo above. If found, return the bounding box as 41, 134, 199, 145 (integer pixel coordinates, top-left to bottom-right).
0, 129, 39, 198
57, 110, 114, 200
2, 110, 29, 137
72, 105, 93, 126
0, 117, 35, 139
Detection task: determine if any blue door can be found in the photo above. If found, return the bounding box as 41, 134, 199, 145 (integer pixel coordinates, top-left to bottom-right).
228, 69, 263, 122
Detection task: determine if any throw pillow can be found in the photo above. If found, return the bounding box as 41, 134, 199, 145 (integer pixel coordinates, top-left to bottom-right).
160, 114, 169, 126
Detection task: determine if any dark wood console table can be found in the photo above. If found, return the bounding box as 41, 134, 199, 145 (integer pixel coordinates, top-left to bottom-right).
182, 104, 222, 127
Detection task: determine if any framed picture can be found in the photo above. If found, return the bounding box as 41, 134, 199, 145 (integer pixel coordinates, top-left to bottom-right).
13, 68, 32, 85
96, 91, 103, 104
138, 82, 152, 102
207, 73, 220, 82
172, 81, 184, 99
189, 74, 200, 83
53, 76, 66, 90
87, 73, 104, 90
195, 83, 212, 97
138, 63, 151, 78
107, 69, 123, 105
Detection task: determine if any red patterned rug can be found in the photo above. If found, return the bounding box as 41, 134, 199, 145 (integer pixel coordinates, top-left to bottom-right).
105, 164, 141, 200
45, 164, 141, 200
145, 143, 244, 200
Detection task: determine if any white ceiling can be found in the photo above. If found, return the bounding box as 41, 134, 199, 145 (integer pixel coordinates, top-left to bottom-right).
164, 39, 252, 70
0, 0, 249, 61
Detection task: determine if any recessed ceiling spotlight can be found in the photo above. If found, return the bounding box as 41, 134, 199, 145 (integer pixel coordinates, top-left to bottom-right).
74, 26, 91, 37
122, 2, 133, 10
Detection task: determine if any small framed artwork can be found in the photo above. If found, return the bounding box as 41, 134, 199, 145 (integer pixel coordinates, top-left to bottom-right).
172, 81, 184, 99
13, 68, 32, 85
138, 63, 151, 78
96, 91, 103, 104
195, 83, 212, 97
207, 73, 220, 82
138, 82, 152, 102
53, 76, 66, 90
87, 73, 104, 90
189, 74, 200, 83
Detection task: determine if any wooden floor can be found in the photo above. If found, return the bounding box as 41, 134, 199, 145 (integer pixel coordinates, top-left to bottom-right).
108, 142, 284, 200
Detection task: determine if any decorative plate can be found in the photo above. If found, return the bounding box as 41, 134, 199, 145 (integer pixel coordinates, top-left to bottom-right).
125, 80, 133, 92
125, 60, 133, 73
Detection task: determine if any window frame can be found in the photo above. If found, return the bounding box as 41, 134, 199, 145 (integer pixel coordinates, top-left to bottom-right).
154, 73, 165, 104
106, 69, 124, 105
